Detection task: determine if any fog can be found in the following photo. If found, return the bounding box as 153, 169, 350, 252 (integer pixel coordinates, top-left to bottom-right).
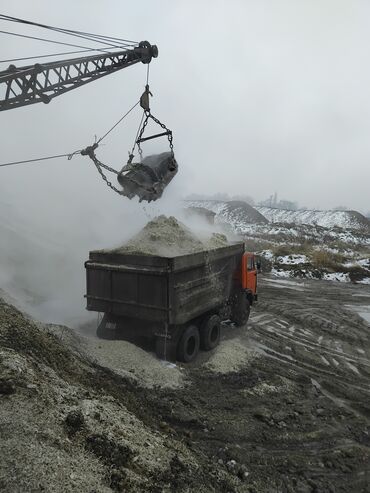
1, 1, 370, 324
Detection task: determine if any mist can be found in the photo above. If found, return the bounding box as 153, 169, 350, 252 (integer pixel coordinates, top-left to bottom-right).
1, 0, 370, 325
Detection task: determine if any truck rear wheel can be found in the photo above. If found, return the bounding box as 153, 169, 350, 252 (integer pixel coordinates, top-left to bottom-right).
231, 292, 250, 327
177, 325, 200, 363
200, 314, 221, 351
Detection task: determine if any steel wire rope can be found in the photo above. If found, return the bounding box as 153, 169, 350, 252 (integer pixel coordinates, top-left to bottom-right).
130, 64, 150, 156
0, 29, 117, 53
97, 100, 141, 144
21, 27, 133, 50
0, 98, 142, 167
97, 63, 150, 149
0, 13, 137, 43
0, 151, 81, 168
8, 24, 133, 50
146, 63, 150, 85
0, 99, 143, 168
0, 47, 112, 64
0, 14, 138, 46
132, 110, 146, 154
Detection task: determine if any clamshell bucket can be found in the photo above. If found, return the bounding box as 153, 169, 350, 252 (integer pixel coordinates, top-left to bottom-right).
117, 152, 178, 202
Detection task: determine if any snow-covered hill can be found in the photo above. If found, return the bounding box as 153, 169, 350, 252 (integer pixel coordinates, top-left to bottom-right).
185, 200, 370, 284
186, 200, 370, 232
256, 207, 370, 231
186, 200, 268, 226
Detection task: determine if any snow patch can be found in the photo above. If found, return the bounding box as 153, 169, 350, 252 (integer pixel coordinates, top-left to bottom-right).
322, 272, 350, 283
358, 278, 370, 285
271, 268, 292, 279
276, 254, 308, 265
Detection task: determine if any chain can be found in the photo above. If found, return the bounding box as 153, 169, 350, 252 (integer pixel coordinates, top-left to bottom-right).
148, 112, 174, 158
81, 143, 125, 195
133, 110, 175, 162
135, 111, 150, 160
82, 143, 163, 196
92, 158, 125, 195
81, 88, 176, 197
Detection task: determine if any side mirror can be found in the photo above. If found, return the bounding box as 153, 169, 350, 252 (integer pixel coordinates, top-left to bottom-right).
256, 259, 261, 271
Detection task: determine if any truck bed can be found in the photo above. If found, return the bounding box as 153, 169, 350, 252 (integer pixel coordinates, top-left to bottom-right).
85, 243, 244, 325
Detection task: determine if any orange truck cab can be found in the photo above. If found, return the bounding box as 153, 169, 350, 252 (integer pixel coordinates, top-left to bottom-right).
230, 251, 259, 327
242, 252, 258, 302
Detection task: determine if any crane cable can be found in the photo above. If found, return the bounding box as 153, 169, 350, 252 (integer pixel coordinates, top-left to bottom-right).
0, 48, 113, 65
0, 29, 120, 54
0, 14, 137, 47
96, 101, 140, 145
0, 151, 80, 168
0, 98, 142, 168
0, 13, 138, 64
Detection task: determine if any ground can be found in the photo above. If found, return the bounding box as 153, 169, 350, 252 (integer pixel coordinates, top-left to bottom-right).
1, 276, 370, 492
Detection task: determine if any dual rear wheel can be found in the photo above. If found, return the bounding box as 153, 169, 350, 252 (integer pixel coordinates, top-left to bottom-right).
176, 314, 221, 363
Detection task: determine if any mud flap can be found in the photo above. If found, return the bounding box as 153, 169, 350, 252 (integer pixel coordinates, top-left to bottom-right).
117, 152, 178, 202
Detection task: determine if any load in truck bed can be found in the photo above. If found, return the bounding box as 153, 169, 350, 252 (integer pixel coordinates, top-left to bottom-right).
85, 241, 257, 362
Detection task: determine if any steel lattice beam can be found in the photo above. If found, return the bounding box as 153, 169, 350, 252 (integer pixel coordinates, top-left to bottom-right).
0, 41, 158, 111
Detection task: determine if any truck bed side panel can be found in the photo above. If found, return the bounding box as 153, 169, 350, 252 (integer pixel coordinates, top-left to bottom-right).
86, 243, 244, 325
169, 253, 240, 324
86, 264, 168, 321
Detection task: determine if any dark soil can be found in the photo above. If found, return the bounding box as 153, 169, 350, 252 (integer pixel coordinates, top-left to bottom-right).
147, 278, 370, 492
1, 278, 370, 492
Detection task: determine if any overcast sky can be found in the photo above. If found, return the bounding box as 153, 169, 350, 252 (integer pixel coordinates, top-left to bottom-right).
1, 0, 370, 213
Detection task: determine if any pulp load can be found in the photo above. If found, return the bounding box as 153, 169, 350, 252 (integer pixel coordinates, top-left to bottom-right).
109, 215, 228, 257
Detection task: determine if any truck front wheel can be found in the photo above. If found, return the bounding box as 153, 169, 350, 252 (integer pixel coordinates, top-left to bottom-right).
200, 314, 221, 351
177, 325, 200, 363
231, 292, 251, 327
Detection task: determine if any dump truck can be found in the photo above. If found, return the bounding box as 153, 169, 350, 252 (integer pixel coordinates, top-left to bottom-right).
85, 242, 258, 362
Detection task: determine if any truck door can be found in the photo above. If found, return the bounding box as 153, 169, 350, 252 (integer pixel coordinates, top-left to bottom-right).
242, 253, 257, 294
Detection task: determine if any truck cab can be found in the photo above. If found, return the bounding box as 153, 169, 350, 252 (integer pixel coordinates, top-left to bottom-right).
242, 252, 258, 301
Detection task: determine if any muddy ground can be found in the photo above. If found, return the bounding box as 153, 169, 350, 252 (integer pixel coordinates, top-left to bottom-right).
152, 277, 370, 492
1, 276, 370, 492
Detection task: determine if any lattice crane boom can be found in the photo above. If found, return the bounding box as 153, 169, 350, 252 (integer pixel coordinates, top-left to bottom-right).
0, 41, 158, 111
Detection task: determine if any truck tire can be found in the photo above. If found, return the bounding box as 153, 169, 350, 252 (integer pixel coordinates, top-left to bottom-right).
231, 292, 250, 327
177, 325, 200, 363
96, 314, 116, 340
200, 314, 221, 351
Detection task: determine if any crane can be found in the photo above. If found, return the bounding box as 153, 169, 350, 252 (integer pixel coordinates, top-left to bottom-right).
0, 37, 177, 201
0, 41, 157, 111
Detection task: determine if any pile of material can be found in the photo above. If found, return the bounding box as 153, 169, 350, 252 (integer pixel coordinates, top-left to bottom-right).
111, 215, 228, 257
0, 298, 228, 492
